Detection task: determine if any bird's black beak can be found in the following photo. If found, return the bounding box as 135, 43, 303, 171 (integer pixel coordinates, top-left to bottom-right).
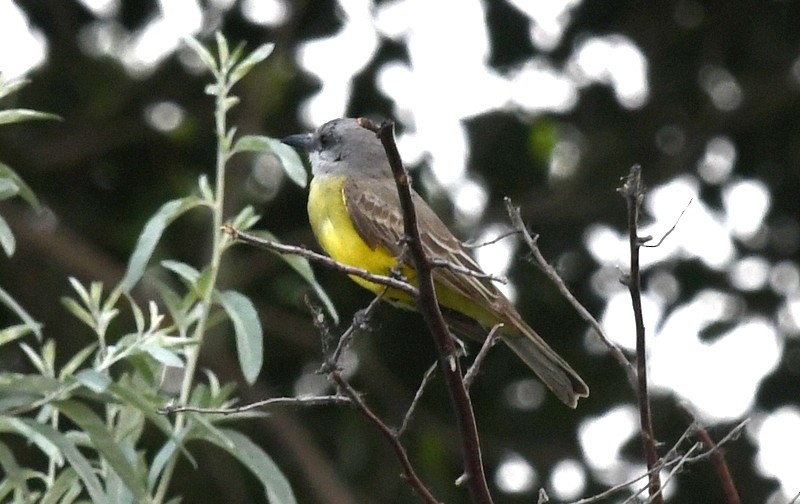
280, 132, 315, 152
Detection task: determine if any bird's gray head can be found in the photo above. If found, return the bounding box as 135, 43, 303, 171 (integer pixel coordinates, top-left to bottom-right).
281, 118, 391, 178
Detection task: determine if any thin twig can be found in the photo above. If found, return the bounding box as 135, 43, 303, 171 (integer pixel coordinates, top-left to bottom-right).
462, 229, 519, 249
159, 395, 352, 415
431, 258, 508, 284
328, 368, 441, 504
330, 290, 386, 365
463, 324, 503, 389
223, 225, 418, 298
642, 198, 693, 248
359, 117, 493, 504
617, 165, 662, 502
398, 362, 438, 437
504, 197, 637, 387
570, 419, 748, 504
678, 402, 741, 504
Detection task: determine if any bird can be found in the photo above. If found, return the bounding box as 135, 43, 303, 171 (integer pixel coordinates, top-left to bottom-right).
282, 118, 588, 407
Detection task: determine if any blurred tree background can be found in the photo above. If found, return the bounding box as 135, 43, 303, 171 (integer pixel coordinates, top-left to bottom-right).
1, 0, 799, 502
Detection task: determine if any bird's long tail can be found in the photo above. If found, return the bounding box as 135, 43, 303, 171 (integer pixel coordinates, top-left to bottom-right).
500, 316, 589, 408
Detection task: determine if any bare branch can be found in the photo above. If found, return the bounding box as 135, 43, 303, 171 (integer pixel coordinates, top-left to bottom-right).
463, 324, 503, 389
679, 402, 741, 504
431, 258, 508, 284
642, 198, 692, 248
159, 395, 352, 415
223, 224, 418, 298
328, 368, 441, 504
503, 197, 636, 386
617, 164, 661, 502
358, 117, 493, 504
398, 362, 438, 437
462, 229, 519, 249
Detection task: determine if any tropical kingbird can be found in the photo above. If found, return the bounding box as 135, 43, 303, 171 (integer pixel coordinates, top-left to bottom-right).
282, 118, 588, 407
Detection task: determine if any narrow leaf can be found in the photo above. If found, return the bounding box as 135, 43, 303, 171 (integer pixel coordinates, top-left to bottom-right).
183, 36, 217, 74
232, 135, 307, 187
0, 214, 15, 256
161, 260, 201, 286
73, 369, 112, 393
0, 178, 18, 200
248, 230, 338, 324
229, 43, 275, 86
19, 419, 107, 503
0, 162, 41, 210
0, 109, 61, 126
140, 343, 184, 367
0, 77, 30, 100
59, 343, 98, 379
0, 285, 42, 340
215, 290, 263, 384
56, 401, 148, 502
41, 467, 81, 504
121, 196, 202, 292
208, 429, 296, 504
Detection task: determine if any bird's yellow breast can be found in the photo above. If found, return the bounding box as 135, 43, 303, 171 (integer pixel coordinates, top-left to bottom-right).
308, 175, 414, 302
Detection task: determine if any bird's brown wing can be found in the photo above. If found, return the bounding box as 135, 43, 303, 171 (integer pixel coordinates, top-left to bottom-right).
342, 177, 507, 317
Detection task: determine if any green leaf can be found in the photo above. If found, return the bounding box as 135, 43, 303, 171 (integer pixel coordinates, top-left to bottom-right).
0, 162, 41, 210
18, 418, 108, 503
0, 440, 31, 497
229, 43, 275, 86
183, 36, 218, 74
41, 467, 81, 504
0, 324, 36, 347
59, 343, 98, 379
56, 401, 148, 502
215, 290, 263, 384
232, 135, 307, 187
0, 109, 61, 126
140, 343, 184, 367
73, 369, 112, 393
0, 214, 15, 256
207, 429, 296, 504
0, 285, 42, 340
198, 174, 214, 202
248, 230, 339, 324
121, 196, 202, 292
0, 177, 18, 200
0, 77, 30, 100
161, 260, 201, 286
0, 416, 63, 466
215, 32, 230, 68
61, 296, 95, 329
147, 426, 194, 492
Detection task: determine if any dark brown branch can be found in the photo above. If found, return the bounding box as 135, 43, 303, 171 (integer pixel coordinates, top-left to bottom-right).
617, 165, 662, 502
679, 403, 741, 504
571, 419, 748, 504
222, 225, 418, 298
159, 395, 352, 415
358, 117, 493, 504
329, 368, 441, 504
504, 197, 637, 387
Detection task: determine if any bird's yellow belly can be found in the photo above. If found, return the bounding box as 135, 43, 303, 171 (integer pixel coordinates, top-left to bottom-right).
307, 175, 492, 325
308, 175, 415, 303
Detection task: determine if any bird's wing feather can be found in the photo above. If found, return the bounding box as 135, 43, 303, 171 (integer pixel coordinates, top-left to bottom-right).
343, 177, 505, 314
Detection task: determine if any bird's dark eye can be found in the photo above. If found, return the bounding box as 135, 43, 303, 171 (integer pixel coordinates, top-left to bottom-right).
318, 131, 332, 149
